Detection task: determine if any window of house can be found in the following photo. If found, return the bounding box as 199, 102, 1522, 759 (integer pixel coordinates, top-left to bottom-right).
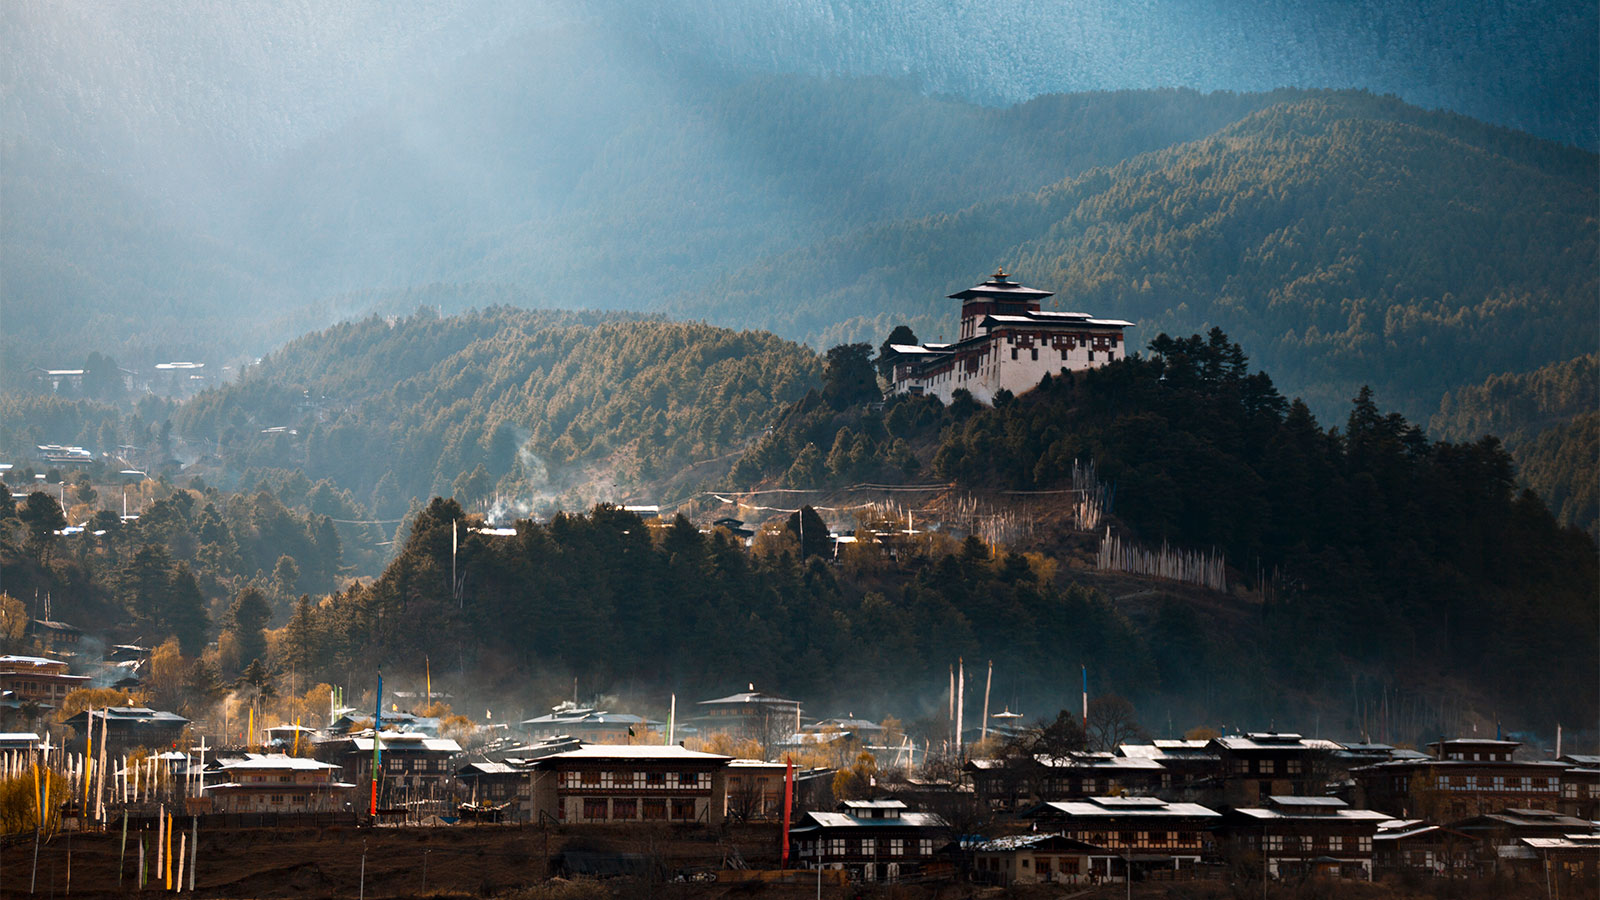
1088, 350, 1095, 361
1030, 348, 1038, 361
1021, 858, 1030, 869
645, 771, 666, 788
1358, 836, 1372, 852
1011, 348, 1018, 360
1260, 759, 1276, 774
918, 839, 933, 856
888, 839, 904, 856
642, 799, 667, 820
612, 799, 637, 819
671, 799, 696, 820
1149, 831, 1167, 845
580, 770, 601, 785
679, 772, 700, 788
1062, 857, 1080, 875
1264, 835, 1283, 851
271, 794, 284, 804
861, 838, 875, 855
583, 798, 608, 820
1037, 858, 1050, 876
825, 839, 845, 857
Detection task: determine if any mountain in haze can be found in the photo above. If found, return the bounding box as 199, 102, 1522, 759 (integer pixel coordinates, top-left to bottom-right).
169, 307, 820, 518
677, 93, 1597, 421
3, 2, 1594, 429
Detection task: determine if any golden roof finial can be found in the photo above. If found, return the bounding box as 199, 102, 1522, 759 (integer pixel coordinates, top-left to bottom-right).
992, 267, 1010, 281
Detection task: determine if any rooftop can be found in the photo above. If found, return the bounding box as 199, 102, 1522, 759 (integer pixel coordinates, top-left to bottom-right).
535, 744, 731, 763
219, 755, 339, 772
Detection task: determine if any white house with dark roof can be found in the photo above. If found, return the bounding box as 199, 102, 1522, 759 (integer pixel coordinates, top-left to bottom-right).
205, 754, 355, 813
1219, 795, 1390, 880
1022, 795, 1221, 878
884, 270, 1133, 405
526, 743, 732, 825
789, 798, 948, 881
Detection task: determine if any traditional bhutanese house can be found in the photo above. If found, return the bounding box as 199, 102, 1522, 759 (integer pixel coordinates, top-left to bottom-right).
1218, 796, 1389, 880
883, 270, 1133, 405
972, 833, 1112, 886
1116, 740, 1222, 795
456, 761, 529, 806
726, 758, 789, 822
204, 754, 355, 813
1209, 733, 1340, 804
314, 731, 462, 802
526, 744, 731, 825
694, 686, 802, 742
63, 707, 188, 755
1350, 738, 1570, 820
1448, 808, 1598, 875
0, 654, 90, 710
0, 732, 41, 753
1021, 796, 1221, 880
1514, 834, 1600, 890
27, 620, 83, 654
789, 799, 948, 882
967, 752, 1167, 813
1555, 754, 1600, 819
804, 716, 887, 741
520, 702, 660, 743
1372, 819, 1476, 876
264, 724, 318, 750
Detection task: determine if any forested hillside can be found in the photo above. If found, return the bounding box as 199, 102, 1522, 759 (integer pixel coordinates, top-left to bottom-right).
1432, 355, 1598, 537
680, 93, 1597, 421
169, 308, 820, 517
728, 329, 1598, 725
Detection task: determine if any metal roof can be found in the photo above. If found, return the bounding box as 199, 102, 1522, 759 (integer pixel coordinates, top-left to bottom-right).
697, 690, 799, 706
1036, 798, 1220, 819
219, 755, 339, 772
793, 811, 947, 830
534, 745, 730, 763
948, 275, 1054, 301
1232, 807, 1390, 822
346, 733, 461, 753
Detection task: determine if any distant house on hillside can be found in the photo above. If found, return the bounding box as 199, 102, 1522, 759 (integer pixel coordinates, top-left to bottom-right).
882, 270, 1133, 404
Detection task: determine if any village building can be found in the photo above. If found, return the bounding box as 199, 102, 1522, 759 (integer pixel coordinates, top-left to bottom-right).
520, 702, 660, 743
1448, 807, 1598, 876
1350, 738, 1570, 820
789, 799, 948, 882
1116, 740, 1223, 796
314, 731, 462, 802
882, 270, 1133, 405
725, 758, 789, 822
63, 706, 188, 755
0, 654, 90, 710
1555, 753, 1600, 818
525, 744, 731, 825
204, 754, 355, 813
27, 620, 84, 655
1218, 796, 1389, 880
1372, 819, 1476, 876
972, 833, 1114, 886
694, 686, 802, 743
1021, 796, 1220, 879
967, 752, 1167, 812
1209, 732, 1340, 803
457, 761, 530, 806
